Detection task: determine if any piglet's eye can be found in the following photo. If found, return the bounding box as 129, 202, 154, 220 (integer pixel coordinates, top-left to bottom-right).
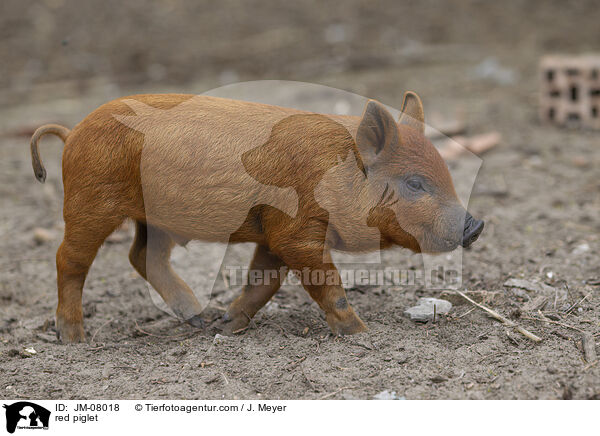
406, 178, 423, 192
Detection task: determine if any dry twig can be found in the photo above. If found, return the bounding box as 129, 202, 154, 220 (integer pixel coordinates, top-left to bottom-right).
300, 364, 316, 391
456, 308, 476, 319
90, 317, 113, 346
455, 290, 542, 342
582, 333, 597, 364
564, 292, 591, 315
287, 356, 307, 370
319, 386, 352, 400
134, 320, 198, 339
521, 316, 584, 333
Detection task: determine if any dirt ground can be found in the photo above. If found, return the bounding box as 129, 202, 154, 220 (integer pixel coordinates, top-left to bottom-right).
1, 1, 599, 399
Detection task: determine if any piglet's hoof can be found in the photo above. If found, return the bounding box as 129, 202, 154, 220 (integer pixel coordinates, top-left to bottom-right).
219, 311, 251, 335
55, 318, 86, 344
185, 314, 206, 329
326, 311, 368, 336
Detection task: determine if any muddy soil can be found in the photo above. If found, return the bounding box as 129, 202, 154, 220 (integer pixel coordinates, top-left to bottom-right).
1, 0, 599, 399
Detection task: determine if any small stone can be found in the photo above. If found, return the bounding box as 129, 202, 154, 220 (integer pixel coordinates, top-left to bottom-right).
404, 298, 452, 322
23, 347, 37, 355
33, 227, 55, 244
572, 243, 590, 256
430, 375, 448, 383
204, 374, 221, 385
373, 390, 405, 400
213, 333, 228, 345
264, 301, 280, 314
102, 364, 112, 379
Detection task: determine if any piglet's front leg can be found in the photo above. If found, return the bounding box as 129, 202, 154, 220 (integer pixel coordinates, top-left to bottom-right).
268, 221, 367, 335
300, 262, 368, 335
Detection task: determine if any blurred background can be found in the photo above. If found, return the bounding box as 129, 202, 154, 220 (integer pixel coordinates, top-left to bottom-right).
2, 0, 600, 108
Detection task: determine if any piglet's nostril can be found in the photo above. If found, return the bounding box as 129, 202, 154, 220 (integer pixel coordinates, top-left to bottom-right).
463, 212, 474, 230
461, 218, 484, 248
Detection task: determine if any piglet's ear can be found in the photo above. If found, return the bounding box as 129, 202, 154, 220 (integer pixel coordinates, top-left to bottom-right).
398, 91, 425, 134
357, 100, 398, 155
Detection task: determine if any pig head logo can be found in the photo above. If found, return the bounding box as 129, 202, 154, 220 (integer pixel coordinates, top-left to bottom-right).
3, 402, 50, 433
112, 83, 483, 334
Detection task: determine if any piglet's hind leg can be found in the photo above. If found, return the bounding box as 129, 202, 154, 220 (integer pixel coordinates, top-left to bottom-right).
222, 244, 288, 334
56, 214, 124, 343
129, 222, 205, 327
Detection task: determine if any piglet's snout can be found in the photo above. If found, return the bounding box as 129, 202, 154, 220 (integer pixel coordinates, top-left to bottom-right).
461, 212, 484, 248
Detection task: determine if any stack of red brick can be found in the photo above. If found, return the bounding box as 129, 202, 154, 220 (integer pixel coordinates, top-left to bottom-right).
539, 55, 600, 129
